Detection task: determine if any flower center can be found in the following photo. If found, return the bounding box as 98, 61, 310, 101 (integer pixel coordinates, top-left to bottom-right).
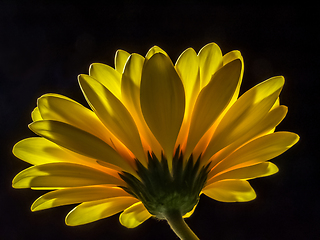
119, 147, 210, 219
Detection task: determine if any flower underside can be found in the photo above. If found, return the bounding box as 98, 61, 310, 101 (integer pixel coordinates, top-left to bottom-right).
119, 146, 210, 219
12, 42, 299, 239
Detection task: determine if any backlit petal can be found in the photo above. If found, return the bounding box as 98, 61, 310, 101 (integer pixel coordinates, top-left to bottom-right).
174, 48, 200, 150
115, 49, 130, 73
121, 53, 145, 116
198, 43, 223, 88
184, 59, 242, 158
207, 105, 288, 168
121, 53, 162, 156
13, 137, 75, 165
66, 197, 138, 226
222, 50, 244, 105
145, 46, 169, 60
208, 132, 299, 179
12, 162, 123, 189
140, 53, 185, 165
207, 162, 278, 185
37, 94, 114, 145
37, 93, 133, 162
12, 137, 123, 178
175, 47, 200, 118
32, 186, 130, 211
28, 120, 134, 173
79, 75, 147, 166
31, 107, 42, 121
183, 204, 197, 218
203, 76, 285, 163
89, 63, 122, 100
202, 179, 256, 202
119, 202, 152, 228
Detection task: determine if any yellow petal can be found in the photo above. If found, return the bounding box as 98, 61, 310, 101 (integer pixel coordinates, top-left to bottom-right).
198, 42, 223, 88
207, 105, 288, 168
37, 93, 133, 163
79, 75, 147, 166
175, 48, 200, 119
203, 76, 285, 163
31, 107, 42, 121
12, 137, 124, 179
189, 51, 244, 160
32, 186, 130, 211
37, 93, 115, 146
29, 120, 134, 173
115, 49, 130, 73
145, 45, 169, 60
183, 203, 197, 218
121, 53, 162, 156
208, 132, 299, 179
222, 50, 244, 105
140, 53, 185, 164
174, 48, 200, 150
119, 202, 152, 228
88, 63, 122, 100
223, 50, 243, 65
207, 162, 278, 185
66, 197, 138, 226
184, 59, 242, 158
12, 162, 123, 189
202, 179, 256, 202
13, 137, 72, 165
121, 53, 145, 114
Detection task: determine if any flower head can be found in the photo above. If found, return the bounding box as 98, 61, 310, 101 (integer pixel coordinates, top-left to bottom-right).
13, 43, 299, 237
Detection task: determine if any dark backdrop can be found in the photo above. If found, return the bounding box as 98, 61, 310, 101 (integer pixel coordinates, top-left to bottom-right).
1, 2, 318, 240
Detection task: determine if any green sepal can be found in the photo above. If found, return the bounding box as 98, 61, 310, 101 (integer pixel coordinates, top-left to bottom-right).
119, 147, 210, 219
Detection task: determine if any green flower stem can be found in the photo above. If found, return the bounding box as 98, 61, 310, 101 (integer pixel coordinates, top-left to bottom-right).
164, 209, 200, 240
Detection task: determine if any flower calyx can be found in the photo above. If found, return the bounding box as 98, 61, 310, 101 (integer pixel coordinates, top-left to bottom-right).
119, 147, 210, 219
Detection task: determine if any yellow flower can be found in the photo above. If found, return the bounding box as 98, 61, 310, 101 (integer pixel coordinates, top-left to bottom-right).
12, 43, 299, 238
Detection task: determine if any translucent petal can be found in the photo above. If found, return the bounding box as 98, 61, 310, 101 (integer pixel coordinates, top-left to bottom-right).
13, 137, 74, 165
175, 47, 200, 117
207, 162, 278, 185
198, 43, 223, 88
115, 49, 130, 73
121, 53, 145, 114
223, 50, 243, 65
183, 203, 197, 218
174, 48, 200, 150
222, 50, 244, 105
12, 162, 123, 189
37, 93, 133, 162
37, 94, 114, 145
28, 120, 134, 173
208, 132, 299, 179
184, 59, 242, 158
207, 105, 288, 168
203, 76, 285, 163
119, 202, 152, 228
31, 107, 42, 121
88, 63, 122, 100
140, 53, 185, 164
65, 197, 138, 226
79, 75, 147, 166
145, 46, 169, 60
12, 137, 124, 178
32, 186, 130, 211
190, 52, 244, 160
202, 179, 256, 202
121, 53, 162, 156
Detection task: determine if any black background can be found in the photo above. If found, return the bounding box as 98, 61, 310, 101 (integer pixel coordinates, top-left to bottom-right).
1, 1, 318, 240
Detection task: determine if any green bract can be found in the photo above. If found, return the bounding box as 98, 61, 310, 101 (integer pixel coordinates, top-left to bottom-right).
119, 146, 210, 219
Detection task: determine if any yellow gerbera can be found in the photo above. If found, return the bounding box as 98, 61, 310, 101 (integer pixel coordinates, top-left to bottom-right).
12, 43, 299, 240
